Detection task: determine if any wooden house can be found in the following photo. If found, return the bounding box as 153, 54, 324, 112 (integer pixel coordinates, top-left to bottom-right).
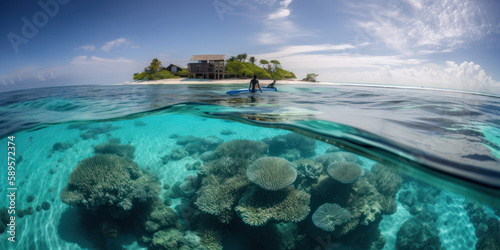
188, 55, 225, 79
165, 64, 186, 74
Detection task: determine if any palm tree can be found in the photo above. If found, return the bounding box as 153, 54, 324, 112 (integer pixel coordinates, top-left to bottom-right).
236, 53, 248, 62
270, 60, 281, 71
249, 56, 256, 64
260, 59, 270, 73
149, 58, 162, 73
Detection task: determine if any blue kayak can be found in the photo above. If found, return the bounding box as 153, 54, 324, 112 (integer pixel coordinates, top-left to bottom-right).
226, 87, 278, 95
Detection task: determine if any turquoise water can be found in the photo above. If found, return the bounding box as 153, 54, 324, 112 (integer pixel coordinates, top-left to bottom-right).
0, 83, 499, 249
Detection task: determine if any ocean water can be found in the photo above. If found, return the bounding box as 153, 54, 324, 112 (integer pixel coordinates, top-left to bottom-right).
0, 83, 499, 250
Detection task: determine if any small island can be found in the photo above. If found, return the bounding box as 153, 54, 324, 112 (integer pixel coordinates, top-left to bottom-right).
133, 53, 297, 81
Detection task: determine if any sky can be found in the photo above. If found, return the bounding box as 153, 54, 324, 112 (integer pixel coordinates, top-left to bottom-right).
1, 0, 500, 94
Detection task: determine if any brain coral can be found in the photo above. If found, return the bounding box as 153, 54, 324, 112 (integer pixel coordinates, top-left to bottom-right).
312, 203, 351, 232
327, 162, 365, 184
235, 186, 310, 226
247, 157, 297, 191
60, 154, 160, 218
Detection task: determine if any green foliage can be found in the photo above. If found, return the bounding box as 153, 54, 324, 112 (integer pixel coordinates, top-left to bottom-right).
304, 73, 319, 82
149, 58, 162, 73
134, 72, 148, 80
237, 53, 248, 62
133, 59, 180, 80
259, 59, 269, 66
249, 56, 256, 64
176, 69, 188, 77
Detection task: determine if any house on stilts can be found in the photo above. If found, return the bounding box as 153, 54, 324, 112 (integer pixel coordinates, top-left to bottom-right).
188, 54, 225, 79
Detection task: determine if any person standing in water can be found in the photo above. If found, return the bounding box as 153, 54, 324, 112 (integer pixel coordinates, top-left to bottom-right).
249, 75, 262, 93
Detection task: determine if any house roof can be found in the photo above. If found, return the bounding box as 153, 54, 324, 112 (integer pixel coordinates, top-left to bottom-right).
190, 54, 225, 61
167, 64, 186, 70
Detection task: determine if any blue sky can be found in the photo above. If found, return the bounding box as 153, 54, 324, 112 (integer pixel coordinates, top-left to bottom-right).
1, 0, 500, 93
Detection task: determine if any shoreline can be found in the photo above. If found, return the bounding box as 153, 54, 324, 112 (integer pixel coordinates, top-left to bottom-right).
121, 78, 323, 85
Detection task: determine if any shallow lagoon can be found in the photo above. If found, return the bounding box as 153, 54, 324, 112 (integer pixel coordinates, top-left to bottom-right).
0, 84, 499, 249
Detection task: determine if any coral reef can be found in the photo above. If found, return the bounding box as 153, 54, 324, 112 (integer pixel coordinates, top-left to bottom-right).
214, 139, 268, 161
196, 174, 249, 224
312, 203, 351, 232
41, 201, 51, 210
327, 162, 364, 184
465, 202, 500, 250
396, 213, 442, 250
80, 123, 120, 140
60, 154, 160, 218
316, 152, 360, 168
246, 157, 297, 191
293, 158, 324, 191
52, 142, 73, 152
235, 186, 310, 226
98, 220, 120, 238
93, 142, 136, 159
310, 163, 399, 237
176, 135, 224, 157
198, 156, 251, 178
263, 133, 317, 161
150, 228, 186, 249
367, 163, 402, 197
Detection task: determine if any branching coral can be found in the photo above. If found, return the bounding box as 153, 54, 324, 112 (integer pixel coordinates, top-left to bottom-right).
294, 159, 323, 181
327, 162, 364, 184
247, 157, 297, 191
235, 186, 310, 226
198, 156, 251, 178
150, 228, 186, 250
312, 203, 351, 232
366, 163, 402, 197
195, 174, 249, 223
60, 154, 160, 218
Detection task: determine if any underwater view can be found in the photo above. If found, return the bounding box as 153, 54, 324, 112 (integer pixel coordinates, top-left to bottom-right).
0, 83, 500, 250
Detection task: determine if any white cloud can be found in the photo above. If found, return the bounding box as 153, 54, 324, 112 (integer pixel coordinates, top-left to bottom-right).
257, 44, 356, 58
256, 0, 306, 44
254, 44, 499, 94
357, 0, 498, 54
269, 8, 290, 19
70, 55, 134, 65
101, 37, 129, 51
314, 61, 499, 94
37, 75, 46, 81
0, 56, 140, 91
77, 45, 95, 51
